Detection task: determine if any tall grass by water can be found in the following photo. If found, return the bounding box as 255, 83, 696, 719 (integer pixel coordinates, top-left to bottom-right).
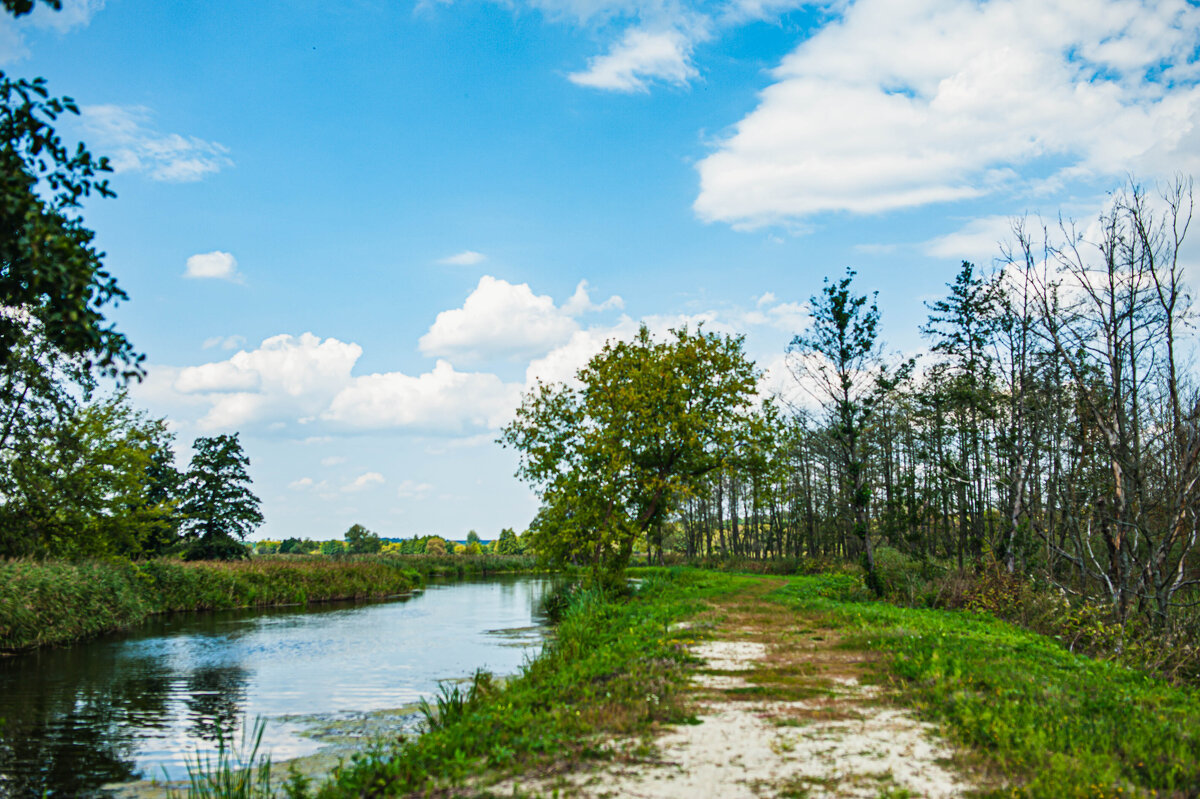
0, 556, 422, 650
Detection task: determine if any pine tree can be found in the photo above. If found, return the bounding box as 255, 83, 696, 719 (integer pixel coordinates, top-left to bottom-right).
179, 433, 262, 560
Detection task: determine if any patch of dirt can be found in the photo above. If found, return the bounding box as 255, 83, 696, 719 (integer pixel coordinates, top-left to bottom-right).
498, 579, 972, 798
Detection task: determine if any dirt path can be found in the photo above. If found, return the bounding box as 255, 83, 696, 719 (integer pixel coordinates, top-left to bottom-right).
501, 578, 972, 798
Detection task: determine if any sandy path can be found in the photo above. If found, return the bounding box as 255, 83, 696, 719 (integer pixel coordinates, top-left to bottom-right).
499, 580, 971, 799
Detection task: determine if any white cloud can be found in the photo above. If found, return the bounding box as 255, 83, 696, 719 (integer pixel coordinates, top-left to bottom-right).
924, 215, 1017, 261
396, 479, 434, 499
324, 360, 522, 434
438, 250, 487, 265
320, 455, 347, 467
288, 477, 315, 490
694, 0, 1200, 228
82, 104, 232, 182
202, 334, 245, 350
419, 275, 582, 362
0, 0, 103, 63
185, 251, 241, 281
172, 333, 362, 430
343, 472, 385, 492
569, 28, 699, 92
562, 279, 625, 315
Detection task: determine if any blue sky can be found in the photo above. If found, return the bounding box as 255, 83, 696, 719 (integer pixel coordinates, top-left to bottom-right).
8, 0, 1200, 540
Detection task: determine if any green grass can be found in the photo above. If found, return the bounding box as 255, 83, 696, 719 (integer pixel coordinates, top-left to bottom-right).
769, 572, 1200, 798
0, 557, 424, 650
312, 569, 751, 798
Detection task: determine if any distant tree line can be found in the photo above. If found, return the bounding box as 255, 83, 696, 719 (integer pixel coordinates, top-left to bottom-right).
261, 526, 530, 557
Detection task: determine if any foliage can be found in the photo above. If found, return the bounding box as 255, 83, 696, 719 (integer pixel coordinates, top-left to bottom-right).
502, 324, 759, 587
424, 537, 447, 556
180, 434, 262, 561
319, 540, 346, 556
0, 388, 180, 558
0, 556, 422, 650
494, 527, 523, 555
343, 524, 381, 554
0, 69, 141, 378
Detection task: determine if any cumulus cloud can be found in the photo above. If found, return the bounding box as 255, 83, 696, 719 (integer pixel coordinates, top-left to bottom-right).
420, 275, 586, 362
343, 472, 385, 492
320, 455, 347, 467
695, 0, 1200, 228
438, 250, 487, 265
563, 279, 625, 315
185, 251, 241, 281
569, 28, 699, 92
82, 104, 232, 182
324, 360, 522, 434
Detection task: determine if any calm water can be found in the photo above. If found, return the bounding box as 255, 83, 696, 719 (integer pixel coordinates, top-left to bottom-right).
0, 575, 555, 798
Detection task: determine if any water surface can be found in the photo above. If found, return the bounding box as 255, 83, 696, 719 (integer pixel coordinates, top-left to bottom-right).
0, 575, 554, 798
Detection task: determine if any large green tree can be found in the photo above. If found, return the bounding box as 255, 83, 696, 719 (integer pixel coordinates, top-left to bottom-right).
179, 434, 263, 560
0, 389, 178, 557
502, 324, 759, 587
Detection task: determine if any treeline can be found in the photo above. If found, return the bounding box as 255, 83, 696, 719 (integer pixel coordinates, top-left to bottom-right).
0, 359, 264, 561
253, 526, 532, 556
673, 180, 1200, 634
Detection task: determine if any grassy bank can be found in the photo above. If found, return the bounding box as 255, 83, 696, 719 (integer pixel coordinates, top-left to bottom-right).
769, 570, 1200, 798
0, 557, 423, 650
310, 570, 748, 798
307, 567, 1200, 798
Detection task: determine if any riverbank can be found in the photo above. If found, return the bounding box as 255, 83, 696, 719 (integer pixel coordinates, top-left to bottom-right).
0, 553, 546, 652
304, 567, 1200, 798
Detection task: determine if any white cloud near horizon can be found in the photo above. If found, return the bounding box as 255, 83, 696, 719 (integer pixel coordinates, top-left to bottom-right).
419, 275, 623, 363
438, 250, 487, 265
569, 27, 699, 92
694, 0, 1200, 228
82, 104, 232, 182
185, 251, 242, 281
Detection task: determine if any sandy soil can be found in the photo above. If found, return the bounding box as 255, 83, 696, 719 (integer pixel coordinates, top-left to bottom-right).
497, 584, 972, 799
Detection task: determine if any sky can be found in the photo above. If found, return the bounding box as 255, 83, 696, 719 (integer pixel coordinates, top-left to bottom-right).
7, 0, 1200, 541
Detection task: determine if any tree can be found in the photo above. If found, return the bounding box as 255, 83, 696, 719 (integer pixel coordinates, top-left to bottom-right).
425, 536, 447, 556
466, 530, 481, 546
0, 71, 140, 378
788, 269, 910, 595
502, 324, 759, 588
344, 523, 382, 554
495, 527, 522, 555
0, 390, 178, 557
179, 434, 262, 560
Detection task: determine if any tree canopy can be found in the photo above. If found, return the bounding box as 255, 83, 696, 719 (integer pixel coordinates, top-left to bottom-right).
502, 324, 759, 586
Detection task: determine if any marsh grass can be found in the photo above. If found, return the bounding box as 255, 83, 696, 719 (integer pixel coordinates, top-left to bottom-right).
0, 557, 422, 650
165, 718, 274, 799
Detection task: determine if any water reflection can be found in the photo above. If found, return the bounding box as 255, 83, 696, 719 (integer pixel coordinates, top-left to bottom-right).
0, 575, 552, 798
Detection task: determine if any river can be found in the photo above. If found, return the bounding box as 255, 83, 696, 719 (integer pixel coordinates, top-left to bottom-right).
0, 574, 555, 798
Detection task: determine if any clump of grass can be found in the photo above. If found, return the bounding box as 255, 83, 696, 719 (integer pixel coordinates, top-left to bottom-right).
166, 718, 274, 799
419, 669, 497, 732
